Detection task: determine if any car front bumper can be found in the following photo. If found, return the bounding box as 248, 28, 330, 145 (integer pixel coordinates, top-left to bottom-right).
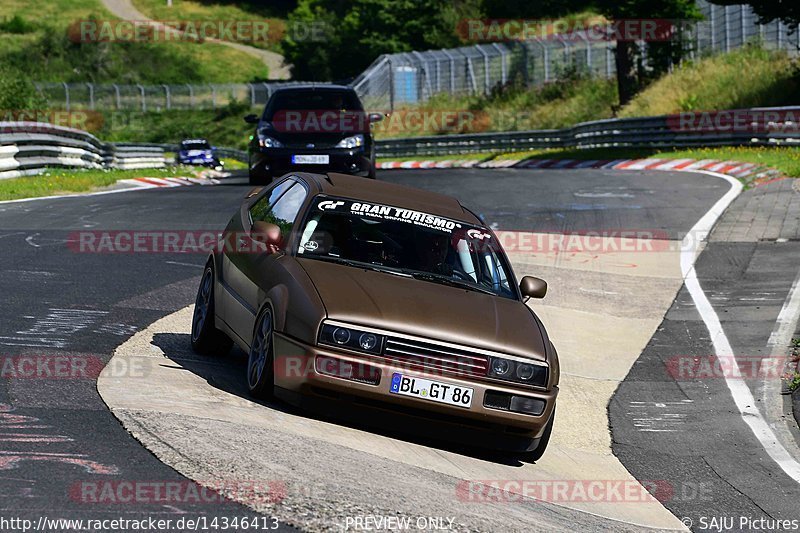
250, 148, 373, 177
273, 333, 558, 450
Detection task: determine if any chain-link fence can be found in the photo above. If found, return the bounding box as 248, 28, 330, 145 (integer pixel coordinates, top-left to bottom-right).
34, 1, 800, 112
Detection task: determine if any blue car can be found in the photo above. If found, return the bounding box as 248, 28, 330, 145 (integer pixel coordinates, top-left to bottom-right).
176, 139, 224, 170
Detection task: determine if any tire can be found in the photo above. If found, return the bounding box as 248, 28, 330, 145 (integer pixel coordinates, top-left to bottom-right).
367, 166, 377, 179
190, 265, 233, 356
247, 307, 275, 400
523, 406, 555, 462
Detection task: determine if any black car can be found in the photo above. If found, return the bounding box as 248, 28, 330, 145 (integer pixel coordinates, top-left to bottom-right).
176, 139, 223, 170
245, 85, 382, 184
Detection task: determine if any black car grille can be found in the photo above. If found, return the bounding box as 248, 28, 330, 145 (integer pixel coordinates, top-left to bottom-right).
382, 337, 489, 376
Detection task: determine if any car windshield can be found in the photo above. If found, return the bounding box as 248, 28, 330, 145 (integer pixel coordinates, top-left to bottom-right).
297, 196, 517, 299
181, 141, 211, 150
265, 90, 363, 119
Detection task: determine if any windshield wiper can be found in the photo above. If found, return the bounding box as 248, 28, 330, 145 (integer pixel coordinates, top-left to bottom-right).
409, 272, 496, 296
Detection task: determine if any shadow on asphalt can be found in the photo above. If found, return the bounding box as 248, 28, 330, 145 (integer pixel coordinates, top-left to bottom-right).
152, 332, 535, 467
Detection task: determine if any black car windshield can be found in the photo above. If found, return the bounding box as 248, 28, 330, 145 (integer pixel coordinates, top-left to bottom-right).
297, 196, 517, 299
264, 90, 363, 120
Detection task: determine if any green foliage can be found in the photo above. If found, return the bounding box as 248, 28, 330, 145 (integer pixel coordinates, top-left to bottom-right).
100, 100, 253, 150
0, 66, 47, 109
283, 0, 482, 80
0, 14, 35, 34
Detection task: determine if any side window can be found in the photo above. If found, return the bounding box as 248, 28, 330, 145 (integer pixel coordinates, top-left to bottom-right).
250, 180, 293, 223
251, 183, 307, 238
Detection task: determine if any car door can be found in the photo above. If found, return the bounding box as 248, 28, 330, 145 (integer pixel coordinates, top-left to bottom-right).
220, 178, 308, 345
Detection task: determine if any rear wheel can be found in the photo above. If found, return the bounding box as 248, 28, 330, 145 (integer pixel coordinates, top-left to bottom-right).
523, 407, 555, 462
247, 307, 275, 399
191, 265, 233, 356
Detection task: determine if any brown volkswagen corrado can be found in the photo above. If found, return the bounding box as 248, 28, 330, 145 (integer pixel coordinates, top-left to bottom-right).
190, 172, 559, 459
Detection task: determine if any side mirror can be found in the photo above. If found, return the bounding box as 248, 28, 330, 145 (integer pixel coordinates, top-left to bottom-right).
251, 221, 282, 252
244, 114, 259, 124
368, 112, 384, 124
520, 276, 547, 300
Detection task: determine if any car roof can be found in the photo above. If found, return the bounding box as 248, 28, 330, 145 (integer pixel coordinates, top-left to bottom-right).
270, 84, 354, 94
293, 172, 482, 225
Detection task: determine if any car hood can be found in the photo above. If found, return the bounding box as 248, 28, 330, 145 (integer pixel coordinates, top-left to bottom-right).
296, 258, 548, 362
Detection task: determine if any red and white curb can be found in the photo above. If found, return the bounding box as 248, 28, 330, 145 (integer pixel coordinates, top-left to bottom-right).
378, 156, 786, 186
377, 159, 481, 169
119, 176, 221, 189
518, 158, 784, 186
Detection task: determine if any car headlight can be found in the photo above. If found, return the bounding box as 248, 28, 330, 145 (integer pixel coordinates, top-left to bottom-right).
258, 134, 283, 148
487, 356, 547, 387
318, 322, 383, 355
335, 134, 364, 149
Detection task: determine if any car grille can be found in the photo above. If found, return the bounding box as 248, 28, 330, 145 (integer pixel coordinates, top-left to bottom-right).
382, 336, 489, 376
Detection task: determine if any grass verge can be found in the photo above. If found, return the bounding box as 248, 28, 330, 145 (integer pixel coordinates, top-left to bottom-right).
0, 165, 205, 201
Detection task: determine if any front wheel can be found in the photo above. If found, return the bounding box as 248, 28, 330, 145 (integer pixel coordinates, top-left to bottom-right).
191, 265, 233, 356
247, 307, 275, 399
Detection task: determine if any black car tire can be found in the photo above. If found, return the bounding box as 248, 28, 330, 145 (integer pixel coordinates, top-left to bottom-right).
247, 307, 275, 399
191, 265, 233, 356
523, 406, 555, 462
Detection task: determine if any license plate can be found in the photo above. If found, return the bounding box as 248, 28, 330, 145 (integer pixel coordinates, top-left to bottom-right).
292, 154, 329, 164
389, 373, 473, 408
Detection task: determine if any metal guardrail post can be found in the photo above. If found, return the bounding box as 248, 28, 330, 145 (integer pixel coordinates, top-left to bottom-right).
724, 6, 731, 52
387, 57, 394, 112
87, 83, 95, 110
211, 85, 217, 109
476, 46, 491, 94
112, 84, 121, 110
442, 49, 456, 92
62, 82, 70, 112
136, 84, 145, 112
163, 84, 171, 110
492, 43, 507, 85
249, 83, 256, 107
187, 84, 194, 108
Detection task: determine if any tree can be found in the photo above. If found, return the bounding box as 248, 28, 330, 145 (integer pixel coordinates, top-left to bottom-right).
708, 1, 799, 28
588, 0, 700, 106
282, 0, 481, 81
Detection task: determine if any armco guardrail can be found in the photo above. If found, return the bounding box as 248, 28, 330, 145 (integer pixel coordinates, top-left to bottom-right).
375, 108, 800, 157
0, 122, 166, 179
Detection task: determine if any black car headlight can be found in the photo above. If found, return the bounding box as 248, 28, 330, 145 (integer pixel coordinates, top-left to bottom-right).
335, 134, 364, 149
318, 323, 384, 355
487, 356, 547, 387
258, 132, 284, 148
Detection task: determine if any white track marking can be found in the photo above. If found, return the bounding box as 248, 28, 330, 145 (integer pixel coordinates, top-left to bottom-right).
682, 170, 800, 482
761, 264, 800, 461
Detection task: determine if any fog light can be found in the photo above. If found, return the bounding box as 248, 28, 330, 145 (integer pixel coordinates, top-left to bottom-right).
332, 327, 350, 344
509, 396, 546, 416
359, 333, 378, 351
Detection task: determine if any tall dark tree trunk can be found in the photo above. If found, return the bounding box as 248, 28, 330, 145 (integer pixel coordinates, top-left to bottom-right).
614, 40, 638, 107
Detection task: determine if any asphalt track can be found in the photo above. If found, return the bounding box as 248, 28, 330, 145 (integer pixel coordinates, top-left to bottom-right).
0, 168, 798, 532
